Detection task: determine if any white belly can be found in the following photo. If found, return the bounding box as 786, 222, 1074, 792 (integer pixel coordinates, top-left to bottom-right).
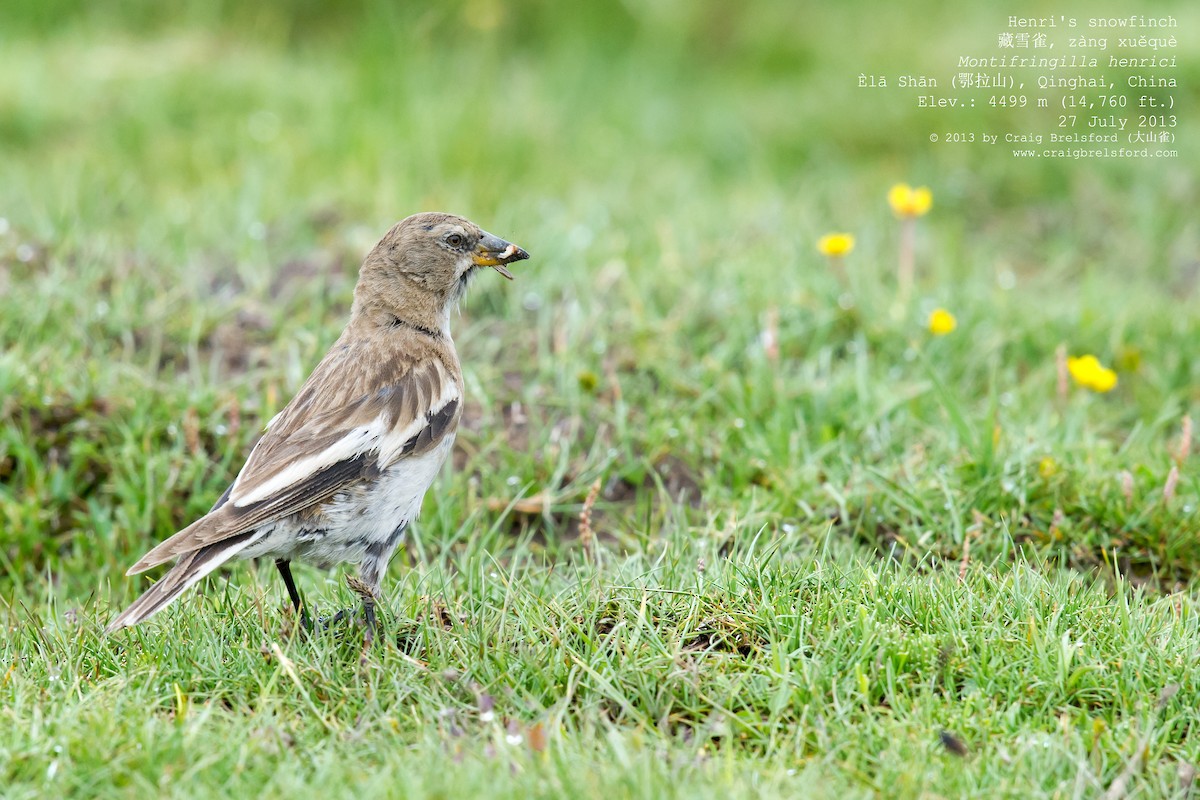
238, 434, 454, 568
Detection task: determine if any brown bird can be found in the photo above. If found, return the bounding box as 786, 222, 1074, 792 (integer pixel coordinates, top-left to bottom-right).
107, 212, 529, 638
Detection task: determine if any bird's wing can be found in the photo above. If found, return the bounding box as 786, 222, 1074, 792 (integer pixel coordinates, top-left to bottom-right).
127, 340, 461, 573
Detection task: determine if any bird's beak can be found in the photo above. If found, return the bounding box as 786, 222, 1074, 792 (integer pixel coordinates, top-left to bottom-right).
472, 231, 530, 280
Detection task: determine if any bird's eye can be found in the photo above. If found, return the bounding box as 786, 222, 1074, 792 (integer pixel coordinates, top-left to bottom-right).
445, 233, 465, 248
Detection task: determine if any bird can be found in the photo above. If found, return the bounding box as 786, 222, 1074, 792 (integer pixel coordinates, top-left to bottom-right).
106, 212, 529, 638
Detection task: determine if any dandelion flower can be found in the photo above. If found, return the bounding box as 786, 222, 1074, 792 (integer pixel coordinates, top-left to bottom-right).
888, 183, 933, 217
1067, 354, 1118, 393
817, 233, 855, 257
927, 308, 957, 336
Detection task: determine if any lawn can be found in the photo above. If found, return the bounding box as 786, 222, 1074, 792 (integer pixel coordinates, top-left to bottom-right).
2, 1, 1199, 797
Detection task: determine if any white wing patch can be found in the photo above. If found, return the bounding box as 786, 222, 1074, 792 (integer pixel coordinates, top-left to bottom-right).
232, 424, 380, 507
230, 380, 460, 509
377, 381, 460, 465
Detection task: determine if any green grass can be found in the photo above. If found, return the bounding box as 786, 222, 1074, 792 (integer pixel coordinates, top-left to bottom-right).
6, 534, 1199, 798
2, 1, 1199, 796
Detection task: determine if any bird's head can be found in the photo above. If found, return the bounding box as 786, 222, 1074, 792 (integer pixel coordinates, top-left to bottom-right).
354, 212, 530, 328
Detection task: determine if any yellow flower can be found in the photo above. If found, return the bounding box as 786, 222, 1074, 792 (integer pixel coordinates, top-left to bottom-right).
1038, 456, 1058, 478
888, 183, 933, 217
1090, 367, 1117, 393
1067, 354, 1118, 393
927, 308, 956, 336
817, 233, 855, 257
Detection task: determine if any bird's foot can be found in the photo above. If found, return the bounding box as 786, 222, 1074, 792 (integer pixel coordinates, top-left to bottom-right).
316, 608, 351, 629
346, 575, 382, 647
301, 577, 382, 646
288, 576, 381, 650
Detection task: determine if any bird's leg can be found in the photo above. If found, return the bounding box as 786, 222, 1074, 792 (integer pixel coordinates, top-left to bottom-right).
362, 598, 378, 648
308, 575, 380, 640
346, 574, 382, 646
275, 559, 311, 630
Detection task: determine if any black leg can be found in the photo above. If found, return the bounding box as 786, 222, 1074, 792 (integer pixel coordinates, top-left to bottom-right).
345, 575, 381, 646
296, 575, 380, 643
362, 597, 378, 646
275, 559, 309, 628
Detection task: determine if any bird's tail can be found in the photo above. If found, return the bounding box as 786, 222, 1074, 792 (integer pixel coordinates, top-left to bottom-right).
105, 532, 259, 633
